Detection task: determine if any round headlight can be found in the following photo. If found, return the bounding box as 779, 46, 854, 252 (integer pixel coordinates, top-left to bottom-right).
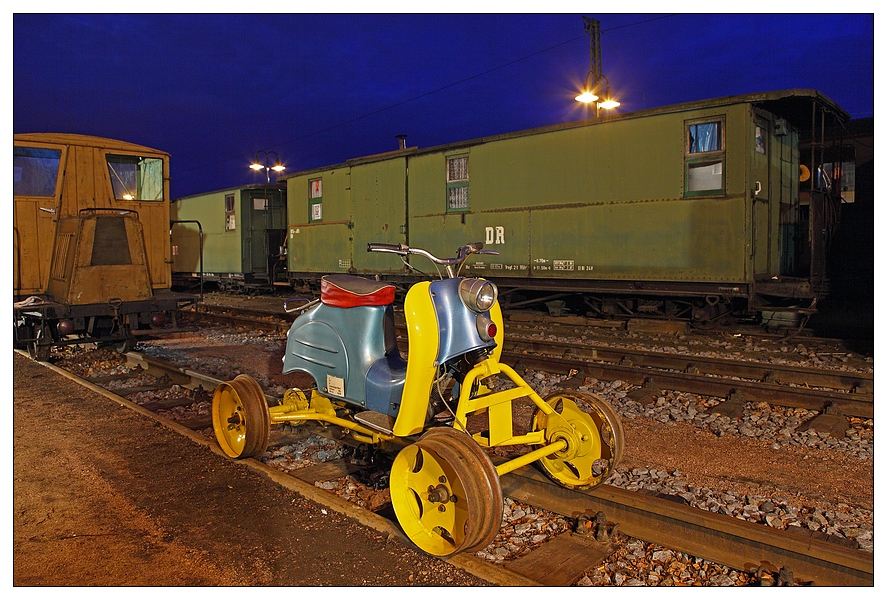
459, 279, 498, 313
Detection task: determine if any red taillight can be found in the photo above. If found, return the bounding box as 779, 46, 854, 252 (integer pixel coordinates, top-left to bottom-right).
476, 316, 497, 341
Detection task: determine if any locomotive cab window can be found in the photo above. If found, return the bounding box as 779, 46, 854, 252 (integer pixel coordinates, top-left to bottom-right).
107, 154, 164, 201
14, 146, 62, 197
446, 155, 469, 212
684, 118, 725, 196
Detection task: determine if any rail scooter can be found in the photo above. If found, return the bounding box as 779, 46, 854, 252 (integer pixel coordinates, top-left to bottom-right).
212, 241, 624, 557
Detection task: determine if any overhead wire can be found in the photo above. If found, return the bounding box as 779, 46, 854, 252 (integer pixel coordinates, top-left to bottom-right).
186, 14, 679, 176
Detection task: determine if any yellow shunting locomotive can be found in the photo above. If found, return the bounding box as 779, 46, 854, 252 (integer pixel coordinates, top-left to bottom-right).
13, 133, 193, 359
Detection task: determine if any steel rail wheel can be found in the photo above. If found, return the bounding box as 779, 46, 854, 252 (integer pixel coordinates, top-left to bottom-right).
212, 374, 270, 459
113, 335, 135, 354
531, 391, 624, 490
390, 428, 503, 557
420, 427, 504, 552
27, 323, 51, 361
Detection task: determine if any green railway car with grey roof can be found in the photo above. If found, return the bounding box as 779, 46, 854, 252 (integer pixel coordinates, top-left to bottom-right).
282, 90, 850, 323
171, 183, 287, 293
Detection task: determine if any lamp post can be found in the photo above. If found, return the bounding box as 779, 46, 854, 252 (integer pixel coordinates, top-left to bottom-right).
250, 150, 285, 183
575, 16, 620, 117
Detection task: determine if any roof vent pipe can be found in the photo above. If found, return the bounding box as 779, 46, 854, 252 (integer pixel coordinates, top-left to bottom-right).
395, 134, 407, 150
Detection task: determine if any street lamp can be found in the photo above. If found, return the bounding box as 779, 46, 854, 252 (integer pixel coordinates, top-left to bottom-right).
250, 150, 285, 183
575, 16, 620, 117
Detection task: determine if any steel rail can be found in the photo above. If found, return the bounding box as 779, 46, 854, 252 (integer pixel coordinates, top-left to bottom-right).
506, 334, 872, 394
499, 466, 874, 587
185, 304, 292, 333
501, 351, 874, 419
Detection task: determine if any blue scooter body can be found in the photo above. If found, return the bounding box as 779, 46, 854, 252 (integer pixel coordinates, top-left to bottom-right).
282, 277, 496, 419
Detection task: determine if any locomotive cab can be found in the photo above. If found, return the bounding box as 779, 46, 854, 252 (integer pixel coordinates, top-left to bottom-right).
13, 133, 196, 359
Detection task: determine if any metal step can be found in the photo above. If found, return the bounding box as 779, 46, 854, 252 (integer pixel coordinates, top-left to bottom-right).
353, 411, 395, 435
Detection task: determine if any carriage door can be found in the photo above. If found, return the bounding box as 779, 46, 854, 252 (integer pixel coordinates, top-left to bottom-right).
243, 189, 286, 285
242, 192, 268, 283
13, 145, 64, 295
751, 112, 778, 278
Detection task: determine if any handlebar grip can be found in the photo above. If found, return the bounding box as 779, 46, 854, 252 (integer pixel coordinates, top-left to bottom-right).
367, 243, 406, 253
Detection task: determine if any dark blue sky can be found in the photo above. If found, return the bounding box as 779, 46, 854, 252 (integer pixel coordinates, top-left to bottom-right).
13, 12, 875, 199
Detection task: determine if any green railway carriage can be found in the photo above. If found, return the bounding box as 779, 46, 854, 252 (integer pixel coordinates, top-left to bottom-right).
170, 184, 288, 292
283, 90, 849, 321
285, 155, 409, 282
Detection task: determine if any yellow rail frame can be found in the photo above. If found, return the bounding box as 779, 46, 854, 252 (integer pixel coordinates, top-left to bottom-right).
266, 357, 574, 479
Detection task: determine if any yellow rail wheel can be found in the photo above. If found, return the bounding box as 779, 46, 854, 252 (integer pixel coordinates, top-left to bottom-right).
531, 391, 624, 490
420, 427, 503, 552
390, 428, 503, 557
212, 374, 270, 459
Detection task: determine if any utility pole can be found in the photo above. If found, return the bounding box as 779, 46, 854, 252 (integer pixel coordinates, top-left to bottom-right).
584, 16, 601, 100
576, 16, 619, 117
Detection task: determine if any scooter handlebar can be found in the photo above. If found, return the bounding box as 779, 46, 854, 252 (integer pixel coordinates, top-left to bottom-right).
366, 242, 407, 255
367, 241, 499, 267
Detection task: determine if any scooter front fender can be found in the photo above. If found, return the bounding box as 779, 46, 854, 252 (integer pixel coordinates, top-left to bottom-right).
392, 281, 439, 437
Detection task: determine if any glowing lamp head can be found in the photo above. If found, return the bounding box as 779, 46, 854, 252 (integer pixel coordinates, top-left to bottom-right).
575, 90, 599, 104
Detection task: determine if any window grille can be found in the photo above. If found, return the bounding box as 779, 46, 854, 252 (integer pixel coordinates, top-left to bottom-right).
446, 156, 469, 212
447, 156, 469, 182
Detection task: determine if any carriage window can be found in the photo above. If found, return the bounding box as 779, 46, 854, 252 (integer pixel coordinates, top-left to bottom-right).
225, 194, 236, 231
818, 161, 856, 202
14, 146, 61, 197
755, 125, 766, 154
107, 154, 165, 201
446, 155, 469, 212
685, 117, 725, 196
688, 121, 722, 153
309, 178, 323, 222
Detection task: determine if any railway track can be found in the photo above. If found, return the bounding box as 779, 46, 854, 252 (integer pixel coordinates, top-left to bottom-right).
189, 302, 873, 427
31, 347, 874, 586
500, 340, 873, 420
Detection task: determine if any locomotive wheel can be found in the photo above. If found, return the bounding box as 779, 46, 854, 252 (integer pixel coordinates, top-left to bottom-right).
212, 374, 270, 459
531, 391, 624, 490
27, 324, 51, 362
390, 428, 503, 557
113, 337, 135, 354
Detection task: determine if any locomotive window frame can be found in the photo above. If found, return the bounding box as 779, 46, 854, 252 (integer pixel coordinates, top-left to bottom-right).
446, 154, 469, 213
308, 178, 323, 222
106, 153, 165, 201
14, 146, 62, 197
684, 116, 726, 197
